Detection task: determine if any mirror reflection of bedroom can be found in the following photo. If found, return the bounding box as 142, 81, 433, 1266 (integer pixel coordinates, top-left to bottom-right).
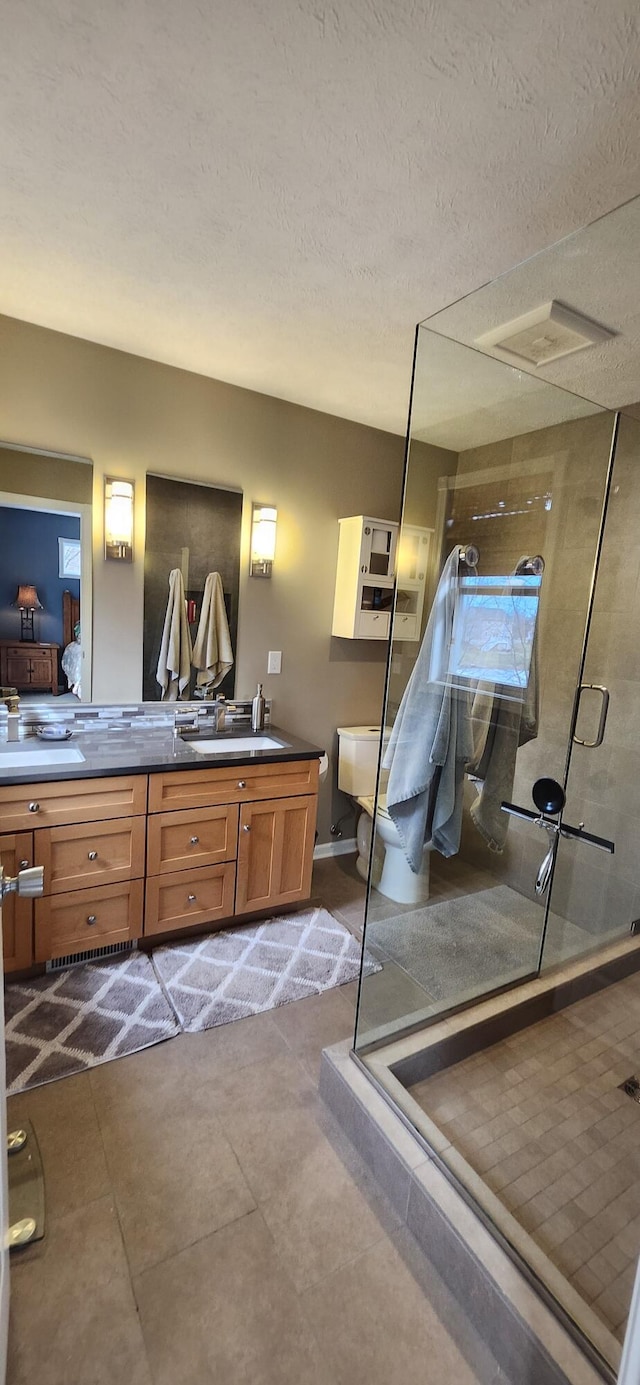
0, 501, 82, 702
0, 446, 92, 702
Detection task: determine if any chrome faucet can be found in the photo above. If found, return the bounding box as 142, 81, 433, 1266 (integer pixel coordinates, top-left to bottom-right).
174, 708, 202, 737
174, 695, 226, 738
213, 695, 226, 732
1, 687, 20, 742
0, 687, 19, 714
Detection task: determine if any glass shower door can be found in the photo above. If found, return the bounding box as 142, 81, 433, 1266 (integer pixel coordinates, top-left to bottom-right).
541, 412, 640, 968
354, 324, 618, 1053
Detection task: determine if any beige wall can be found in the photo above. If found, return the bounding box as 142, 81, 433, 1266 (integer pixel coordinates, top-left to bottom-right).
0, 312, 408, 841
0, 446, 93, 505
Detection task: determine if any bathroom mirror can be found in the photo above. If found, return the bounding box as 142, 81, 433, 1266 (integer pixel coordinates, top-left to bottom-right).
0, 446, 245, 707
143, 474, 242, 702
0, 444, 93, 702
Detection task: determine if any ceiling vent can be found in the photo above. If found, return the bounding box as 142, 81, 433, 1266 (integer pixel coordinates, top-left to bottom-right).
475, 301, 614, 368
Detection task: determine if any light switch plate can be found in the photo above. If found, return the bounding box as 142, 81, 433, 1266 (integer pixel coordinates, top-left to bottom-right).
267, 650, 282, 674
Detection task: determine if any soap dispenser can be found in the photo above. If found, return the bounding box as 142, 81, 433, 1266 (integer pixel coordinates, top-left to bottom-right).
251, 683, 265, 732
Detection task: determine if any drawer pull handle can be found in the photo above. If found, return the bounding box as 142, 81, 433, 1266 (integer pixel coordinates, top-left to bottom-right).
28, 802, 39, 813
238, 780, 247, 789
243, 824, 251, 833
88, 851, 98, 861
87, 915, 97, 925
188, 893, 196, 903
190, 836, 199, 845
19, 859, 29, 870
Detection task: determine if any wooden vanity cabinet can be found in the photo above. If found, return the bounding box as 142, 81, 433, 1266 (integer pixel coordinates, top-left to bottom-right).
145, 757, 319, 935
26, 776, 148, 964
0, 831, 34, 971
1, 755, 320, 968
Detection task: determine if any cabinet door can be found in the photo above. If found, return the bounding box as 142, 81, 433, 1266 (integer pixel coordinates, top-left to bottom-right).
361, 520, 398, 580
0, 832, 34, 972
235, 794, 317, 916
28, 652, 54, 689
5, 651, 31, 687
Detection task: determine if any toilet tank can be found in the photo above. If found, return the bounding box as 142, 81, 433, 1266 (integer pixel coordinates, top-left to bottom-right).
337, 725, 390, 797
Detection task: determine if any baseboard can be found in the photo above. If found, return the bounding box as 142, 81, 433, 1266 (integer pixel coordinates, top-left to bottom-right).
313, 837, 357, 861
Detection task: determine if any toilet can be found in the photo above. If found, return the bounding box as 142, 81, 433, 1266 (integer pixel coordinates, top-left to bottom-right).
337, 726, 432, 905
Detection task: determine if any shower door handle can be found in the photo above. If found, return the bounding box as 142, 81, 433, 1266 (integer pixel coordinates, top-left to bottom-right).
502, 803, 615, 853
501, 776, 614, 897
573, 684, 610, 748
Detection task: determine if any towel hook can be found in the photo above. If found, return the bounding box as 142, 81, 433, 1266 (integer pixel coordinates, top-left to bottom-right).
458, 544, 479, 568
517, 554, 545, 576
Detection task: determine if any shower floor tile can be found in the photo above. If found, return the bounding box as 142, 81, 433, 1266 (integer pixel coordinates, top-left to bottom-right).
410, 968, 640, 1345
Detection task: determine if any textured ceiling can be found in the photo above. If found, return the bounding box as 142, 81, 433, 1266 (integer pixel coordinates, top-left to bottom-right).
1, 0, 640, 434
425, 197, 640, 416
410, 331, 602, 452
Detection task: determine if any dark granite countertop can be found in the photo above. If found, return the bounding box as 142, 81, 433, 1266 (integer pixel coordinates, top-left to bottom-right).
0, 726, 324, 788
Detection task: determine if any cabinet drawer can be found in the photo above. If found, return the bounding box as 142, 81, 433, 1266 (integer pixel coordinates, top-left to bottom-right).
0, 774, 148, 832
148, 758, 319, 813
37, 816, 146, 894
35, 879, 143, 961
356, 610, 390, 640
0, 831, 34, 972
144, 862, 236, 937
394, 612, 419, 640
147, 804, 238, 875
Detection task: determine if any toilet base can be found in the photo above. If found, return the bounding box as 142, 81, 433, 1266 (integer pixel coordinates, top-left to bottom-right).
355, 804, 431, 905
377, 839, 431, 905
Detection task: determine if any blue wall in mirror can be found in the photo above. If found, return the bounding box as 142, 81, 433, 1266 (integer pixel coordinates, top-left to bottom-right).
0, 506, 81, 649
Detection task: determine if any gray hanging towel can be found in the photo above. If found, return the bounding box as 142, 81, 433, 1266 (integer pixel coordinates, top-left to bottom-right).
384, 547, 475, 869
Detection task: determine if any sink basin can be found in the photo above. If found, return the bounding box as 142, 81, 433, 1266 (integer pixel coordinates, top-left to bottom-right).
190, 736, 288, 755
0, 745, 85, 768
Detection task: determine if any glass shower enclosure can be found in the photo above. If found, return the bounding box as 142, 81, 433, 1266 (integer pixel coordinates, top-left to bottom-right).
352, 198, 640, 1380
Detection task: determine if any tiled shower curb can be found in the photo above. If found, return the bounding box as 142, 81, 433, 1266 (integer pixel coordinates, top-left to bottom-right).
320, 1040, 607, 1385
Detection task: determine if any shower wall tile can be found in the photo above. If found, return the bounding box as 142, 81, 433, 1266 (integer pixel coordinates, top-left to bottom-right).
454, 410, 640, 952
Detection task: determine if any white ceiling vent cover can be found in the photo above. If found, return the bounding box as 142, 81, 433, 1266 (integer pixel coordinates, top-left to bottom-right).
476, 301, 615, 368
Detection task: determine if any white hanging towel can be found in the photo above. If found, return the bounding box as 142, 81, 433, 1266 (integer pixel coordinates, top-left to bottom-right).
156, 569, 193, 701
192, 572, 234, 691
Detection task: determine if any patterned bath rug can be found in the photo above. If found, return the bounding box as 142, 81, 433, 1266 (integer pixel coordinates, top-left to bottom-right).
5, 950, 181, 1094
152, 906, 379, 1033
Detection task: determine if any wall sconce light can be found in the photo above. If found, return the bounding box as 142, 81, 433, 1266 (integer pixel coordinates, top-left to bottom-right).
104, 477, 135, 561
13, 585, 44, 642
250, 503, 277, 578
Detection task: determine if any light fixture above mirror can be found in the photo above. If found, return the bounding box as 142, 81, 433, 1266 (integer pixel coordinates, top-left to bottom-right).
104, 476, 134, 561
250, 503, 277, 578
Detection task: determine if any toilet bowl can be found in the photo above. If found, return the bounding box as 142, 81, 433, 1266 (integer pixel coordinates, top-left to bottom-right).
357, 792, 432, 905
337, 724, 431, 906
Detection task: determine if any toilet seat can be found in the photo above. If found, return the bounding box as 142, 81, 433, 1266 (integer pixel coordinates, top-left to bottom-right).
356, 792, 391, 820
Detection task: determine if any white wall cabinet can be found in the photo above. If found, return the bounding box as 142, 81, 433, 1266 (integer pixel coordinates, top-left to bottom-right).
394, 524, 433, 642
331, 516, 398, 640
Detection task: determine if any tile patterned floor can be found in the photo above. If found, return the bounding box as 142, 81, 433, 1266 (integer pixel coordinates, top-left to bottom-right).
411, 969, 640, 1344
5, 858, 509, 1385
